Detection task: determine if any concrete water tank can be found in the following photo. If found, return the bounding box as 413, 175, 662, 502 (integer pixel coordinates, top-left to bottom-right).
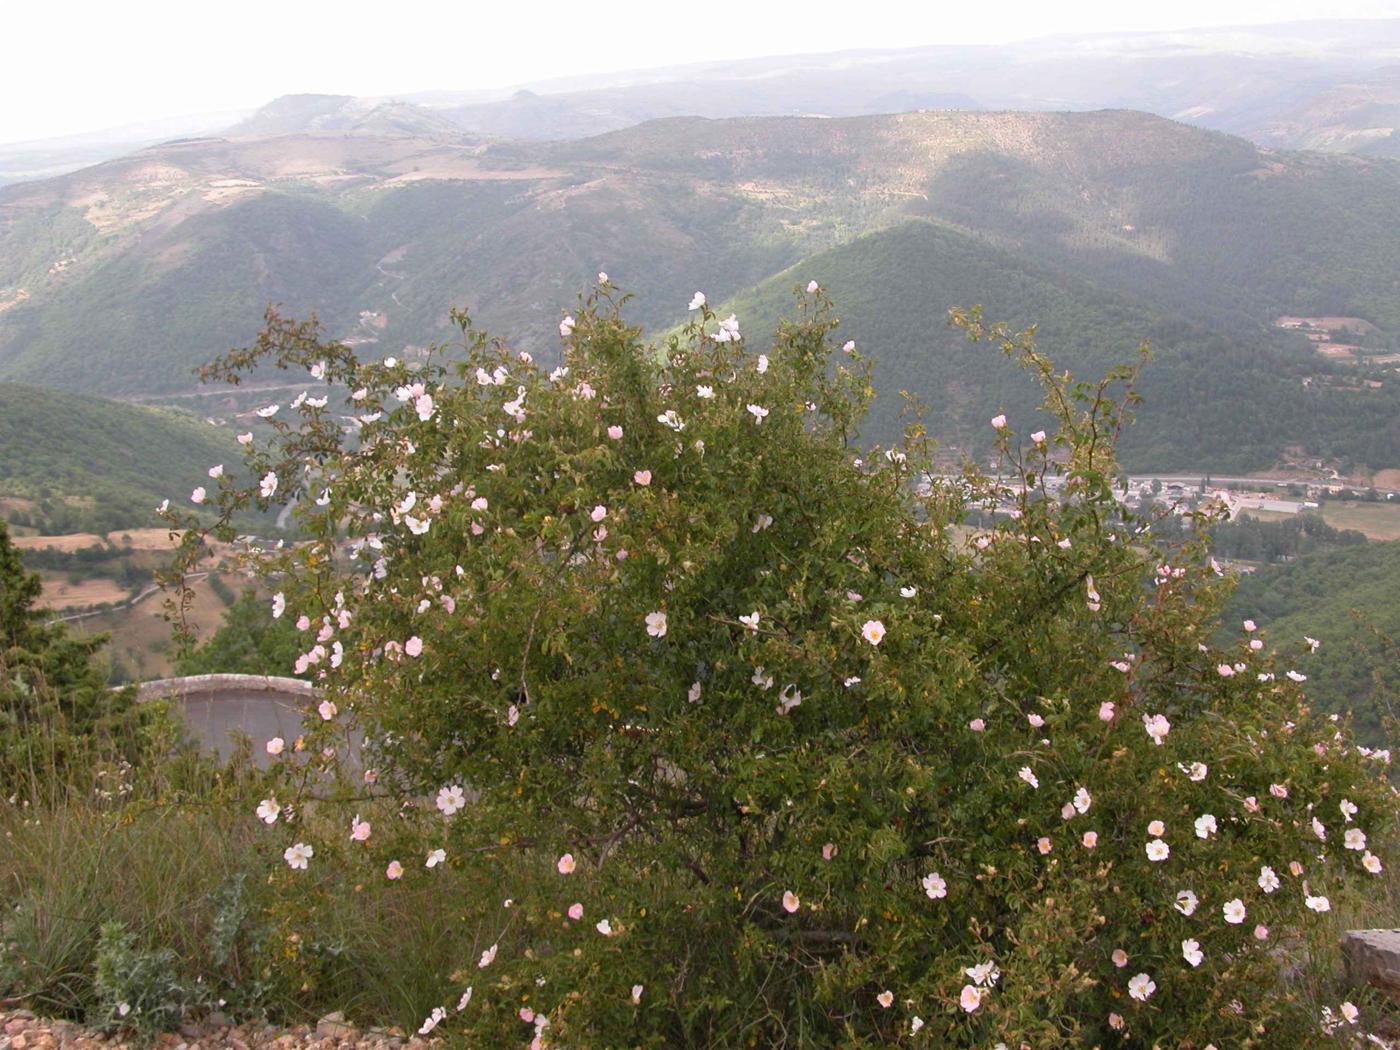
134, 674, 359, 767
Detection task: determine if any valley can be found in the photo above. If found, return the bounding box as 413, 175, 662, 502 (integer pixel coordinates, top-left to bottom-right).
10, 98, 1400, 694
6, 109, 1400, 478
6, 15, 1400, 1044
3, 15, 1400, 748
0, 382, 242, 533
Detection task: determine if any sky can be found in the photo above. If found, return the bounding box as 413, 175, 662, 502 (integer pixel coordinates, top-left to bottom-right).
5, 0, 1400, 145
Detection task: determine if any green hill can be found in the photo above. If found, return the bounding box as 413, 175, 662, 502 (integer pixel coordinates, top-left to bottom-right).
0, 383, 237, 532
716, 219, 1400, 470
1224, 540, 1400, 740
7, 110, 1400, 472
573, 110, 1400, 332
0, 191, 373, 393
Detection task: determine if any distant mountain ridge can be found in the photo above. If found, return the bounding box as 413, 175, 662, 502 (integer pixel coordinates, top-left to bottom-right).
7, 17, 1400, 190
221, 18, 1400, 153
1249, 66, 1400, 157
226, 95, 466, 139
4, 107, 1400, 472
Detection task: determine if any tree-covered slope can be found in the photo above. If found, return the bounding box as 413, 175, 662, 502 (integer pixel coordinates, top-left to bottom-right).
0, 383, 236, 531
914, 122, 1400, 332
717, 219, 1400, 471
0, 132, 837, 396
352, 174, 818, 361
1224, 540, 1400, 740
572, 110, 1400, 332
6, 110, 1400, 471
0, 192, 372, 393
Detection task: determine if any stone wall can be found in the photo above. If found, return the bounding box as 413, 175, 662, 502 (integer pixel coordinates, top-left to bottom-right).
134, 674, 345, 764
134, 673, 319, 703
1344, 929, 1400, 1002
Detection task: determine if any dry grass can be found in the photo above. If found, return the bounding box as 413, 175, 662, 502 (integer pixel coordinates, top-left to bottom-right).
1243, 500, 1400, 541
0, 787, 511, 1033
14, 528, 185, 552
0, 796, 267, 1019
38, 576, 131, 609
12, 531, 107, 551
105, 528, 185, 551
1317, 501, 1400, 541
75, 574, 234, 681
1371, 469, 1400, 490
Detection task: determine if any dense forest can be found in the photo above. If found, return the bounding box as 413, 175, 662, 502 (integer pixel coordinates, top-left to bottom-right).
0, 383, 237, 532
720, 220, 1400, 470
1149, 508, 1369, 563
173, 588, 302, 678
1224, 540, 1400, 740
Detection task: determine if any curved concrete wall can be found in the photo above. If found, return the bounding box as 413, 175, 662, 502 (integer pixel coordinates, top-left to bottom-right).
135, 674, 319, 703
135, 674, 357, 765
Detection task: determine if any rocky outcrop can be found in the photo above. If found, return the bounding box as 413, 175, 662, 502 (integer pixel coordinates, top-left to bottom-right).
1343, 929, 1400, 1000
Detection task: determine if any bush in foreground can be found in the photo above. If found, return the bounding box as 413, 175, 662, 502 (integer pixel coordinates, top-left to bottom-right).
163, 284, 1396, 1047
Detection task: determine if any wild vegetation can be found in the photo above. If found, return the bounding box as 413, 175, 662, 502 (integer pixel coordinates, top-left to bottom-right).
1226, 540, 1400, 741
174, 588, 303, 678
81, 285, 1386, 1046
9, 22, 1400, 1044
0, 522, 166, 793
1153, 509, 1369, 565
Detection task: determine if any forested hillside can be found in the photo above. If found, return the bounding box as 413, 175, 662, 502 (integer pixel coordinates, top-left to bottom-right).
6, 110, 1400, 470
0, 383, 236, 532
718, 219, 1400, 469
1225, 541, 1400, 740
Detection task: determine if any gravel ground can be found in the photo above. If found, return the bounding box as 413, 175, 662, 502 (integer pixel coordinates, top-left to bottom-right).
0, 1011, 436, 1050
6, 1007, 1398, 1048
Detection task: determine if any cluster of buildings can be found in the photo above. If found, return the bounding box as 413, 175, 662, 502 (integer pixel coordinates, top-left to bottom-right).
960, 471, 1379, 522
1275, 315, 1395, 366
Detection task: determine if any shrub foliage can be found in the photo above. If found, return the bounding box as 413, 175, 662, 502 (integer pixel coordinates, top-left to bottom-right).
164, 284, 1395, 1047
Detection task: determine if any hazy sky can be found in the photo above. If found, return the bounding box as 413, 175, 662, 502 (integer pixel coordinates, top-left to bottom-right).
6, 0, 1400, 144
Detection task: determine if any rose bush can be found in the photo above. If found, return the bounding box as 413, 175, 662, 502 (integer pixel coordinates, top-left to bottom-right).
164, 281, 1396, 1047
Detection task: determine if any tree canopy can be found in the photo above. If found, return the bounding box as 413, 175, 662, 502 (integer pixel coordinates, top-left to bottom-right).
0, 521, 150, 790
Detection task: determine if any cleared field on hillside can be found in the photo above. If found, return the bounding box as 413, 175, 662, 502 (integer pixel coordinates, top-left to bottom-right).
1320, 501, 1400, 540
14, 527, 182, 551
1242, 499, 1400, 541
38, 576, 131, 608
106, 527, 184, 549
13, 532, 106, 551
1370, 468, 1400, 489
76, 573, 235, 682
